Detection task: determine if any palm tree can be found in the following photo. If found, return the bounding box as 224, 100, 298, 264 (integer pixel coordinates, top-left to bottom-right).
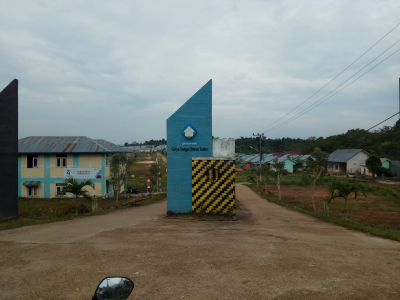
58, 177, 95, 216
335, 181, 370, 220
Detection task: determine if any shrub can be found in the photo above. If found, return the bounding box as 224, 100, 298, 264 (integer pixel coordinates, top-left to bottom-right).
374, 188, 399, 198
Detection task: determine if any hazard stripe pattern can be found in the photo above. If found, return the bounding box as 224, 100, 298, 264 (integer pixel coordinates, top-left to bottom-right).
192, 160, 235, 215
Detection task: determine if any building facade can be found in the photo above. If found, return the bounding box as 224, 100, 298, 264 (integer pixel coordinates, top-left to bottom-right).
328, 149, 369, 173
166, 80, 236, 215
18, 136, 126, 198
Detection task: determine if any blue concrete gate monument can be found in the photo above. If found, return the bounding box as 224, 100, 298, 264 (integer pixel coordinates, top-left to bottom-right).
166, 80, 213, 213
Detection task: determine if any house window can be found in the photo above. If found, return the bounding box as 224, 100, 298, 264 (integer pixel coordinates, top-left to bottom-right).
56, 154, 67, 168
27, 154, 38, 168
27, 186, 38, 196
106, 154, 110, 167
335, 164, 338, 170
56, 186, 66, 195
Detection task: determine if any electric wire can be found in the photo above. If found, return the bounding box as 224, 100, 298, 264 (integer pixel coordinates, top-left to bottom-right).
263, 47, 400, 133
257, 21, 400, 133
349, 112, 399, 140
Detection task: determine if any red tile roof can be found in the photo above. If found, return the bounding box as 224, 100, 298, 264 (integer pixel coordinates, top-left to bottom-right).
273, 151, 302, 157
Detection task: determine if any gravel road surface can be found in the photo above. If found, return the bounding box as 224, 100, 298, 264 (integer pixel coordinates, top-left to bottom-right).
1, 184, 399, 299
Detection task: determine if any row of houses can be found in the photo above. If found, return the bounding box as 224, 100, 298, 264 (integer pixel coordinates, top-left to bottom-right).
123, 144, 167, 152
18, 136, 129, 198
236, 153, 304, 173
237, 149, 393, 175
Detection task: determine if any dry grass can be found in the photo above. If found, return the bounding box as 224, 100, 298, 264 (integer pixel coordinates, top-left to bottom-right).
246, 175, 400, 241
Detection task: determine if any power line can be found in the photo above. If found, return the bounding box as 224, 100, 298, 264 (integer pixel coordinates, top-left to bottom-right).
258, 21, 400, 133
263, 47, 400, 133
350, 112, 399, 140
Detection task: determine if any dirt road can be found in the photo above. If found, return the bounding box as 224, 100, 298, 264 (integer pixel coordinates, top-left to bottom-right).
1, 184, 399, 299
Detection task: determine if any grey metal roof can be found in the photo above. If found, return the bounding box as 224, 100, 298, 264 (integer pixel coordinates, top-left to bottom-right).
93, 139, 129, 153
155, 144, 167, 150
275, 155, 296, 163
360, 158, 390, 166
288, 154, 312, 161
126, 145, 154, 150
22, 181, 40, 186
328, 149, 368, 163
300, 154, 312, 160
236, 153, 277, 164
18, 136, 127, 154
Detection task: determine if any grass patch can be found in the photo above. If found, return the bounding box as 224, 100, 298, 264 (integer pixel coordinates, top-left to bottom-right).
373, 187, 399, 198
0, 195, 155, 231
247, 183, 400, 242
281, 173, 305, 186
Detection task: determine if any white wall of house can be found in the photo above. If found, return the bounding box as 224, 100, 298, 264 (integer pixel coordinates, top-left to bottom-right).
346, 152, 369, 173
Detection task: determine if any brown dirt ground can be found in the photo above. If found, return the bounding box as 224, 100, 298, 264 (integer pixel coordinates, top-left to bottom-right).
0, 184, 399, 299
377, 181, 400, 185
264, 184, 400, 226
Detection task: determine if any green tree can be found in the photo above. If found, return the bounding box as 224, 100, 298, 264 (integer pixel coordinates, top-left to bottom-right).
324, 180, 340, 217
290, 155, 303, 172
58, 177, 95, 216
260, 164, 273, 195
110, 153, 135, 205
271, 158, 288, 200
366, 154, 381, 177
302, 147, 329, 211
148, 163, 161, 197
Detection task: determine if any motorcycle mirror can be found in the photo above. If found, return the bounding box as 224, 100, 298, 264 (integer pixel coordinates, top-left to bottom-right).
94, 277, 134, 300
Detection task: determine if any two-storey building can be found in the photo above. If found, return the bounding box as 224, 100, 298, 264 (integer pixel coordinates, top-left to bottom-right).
18, 136, 127, 198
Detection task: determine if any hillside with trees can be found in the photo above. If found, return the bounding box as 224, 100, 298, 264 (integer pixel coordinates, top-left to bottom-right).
235, 122, 400, 160
124, 139, 166, 147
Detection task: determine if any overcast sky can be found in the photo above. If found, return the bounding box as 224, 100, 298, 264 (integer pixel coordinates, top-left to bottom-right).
1, 0, 399, 145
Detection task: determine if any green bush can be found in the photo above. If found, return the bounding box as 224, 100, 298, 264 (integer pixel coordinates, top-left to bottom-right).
374, 187, 399, 198
377, 167, 393, 177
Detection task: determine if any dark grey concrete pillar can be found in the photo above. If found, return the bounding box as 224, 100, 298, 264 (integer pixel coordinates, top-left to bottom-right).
0, 79, 18, 218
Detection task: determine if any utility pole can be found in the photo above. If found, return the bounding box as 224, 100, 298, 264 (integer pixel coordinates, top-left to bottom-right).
253, 133, 264, 183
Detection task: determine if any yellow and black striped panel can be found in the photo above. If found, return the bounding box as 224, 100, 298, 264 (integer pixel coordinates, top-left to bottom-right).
192, 160, 235, 215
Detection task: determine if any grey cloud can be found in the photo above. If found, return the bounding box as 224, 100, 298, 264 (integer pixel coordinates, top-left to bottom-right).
1, 0, 399, 144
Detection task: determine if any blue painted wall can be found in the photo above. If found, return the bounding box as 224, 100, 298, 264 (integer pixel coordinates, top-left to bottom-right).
44, 154, 51, 197
166, 80, 213, 213
101, 154, 105, 195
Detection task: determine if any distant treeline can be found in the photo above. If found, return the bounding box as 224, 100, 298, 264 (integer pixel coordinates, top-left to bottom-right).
236, 122, 400, 160
125, 122, 399, 159
124, 139, 166, 147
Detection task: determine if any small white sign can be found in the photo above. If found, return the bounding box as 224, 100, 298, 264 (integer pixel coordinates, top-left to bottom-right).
64, 168, 102, 179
